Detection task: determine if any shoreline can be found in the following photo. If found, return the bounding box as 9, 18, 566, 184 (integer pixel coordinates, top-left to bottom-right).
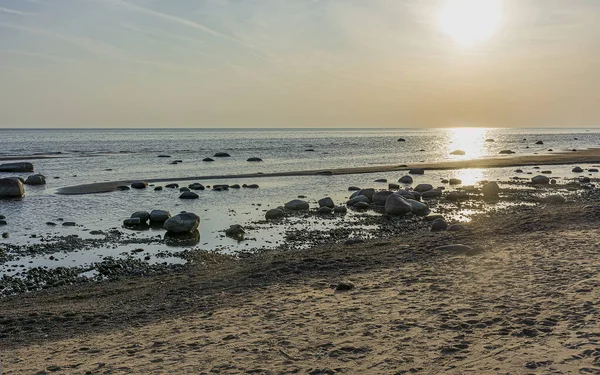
55, 148, 600, 195
2, 194, 600, 373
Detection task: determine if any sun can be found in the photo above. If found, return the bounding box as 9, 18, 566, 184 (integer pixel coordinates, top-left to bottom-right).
438, 0, 502, 46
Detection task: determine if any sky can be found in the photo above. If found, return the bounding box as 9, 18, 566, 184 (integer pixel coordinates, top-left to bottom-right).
0, 0, 599, 128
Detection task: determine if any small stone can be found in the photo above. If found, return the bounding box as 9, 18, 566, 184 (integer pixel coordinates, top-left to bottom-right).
335, 281, 355, 291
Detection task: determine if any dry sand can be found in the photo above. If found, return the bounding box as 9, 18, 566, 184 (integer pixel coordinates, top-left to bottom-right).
56, 148, 600, 194
2, 201, 600, 374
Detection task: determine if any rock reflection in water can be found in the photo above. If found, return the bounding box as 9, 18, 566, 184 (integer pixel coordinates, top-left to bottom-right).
164, 230, 200, 247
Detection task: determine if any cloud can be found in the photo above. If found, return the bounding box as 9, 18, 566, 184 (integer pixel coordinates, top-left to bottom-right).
0, 7, 37, 16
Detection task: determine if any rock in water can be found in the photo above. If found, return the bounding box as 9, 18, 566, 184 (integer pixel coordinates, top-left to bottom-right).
336, 281, 355, 291
265, 208, 285, 220
347, 195, 369, 206
414, 184, 433, 193
572, 166, 584, 173
202, 158, 215, 162
531, 175, 550, 185
116, 185, 130, 191
499, 150, 515, 154
450, 150, 466, 155
388, 183, 400, 190
0, 178, 24, 198
397, 138, 406, 142
399, 175, 413, 184
225, 224, 245, 240
0, 162, 34, 172
431, 218, 448, 232
247, 157, 263, 162
318, 197, 335, 208
123, 218, 141, 227
421, 189, 442, 198
372, 191, 393, 206
374, 178, 387, 183
164, 212, 200, 234
179, 191, 199, 199
535, 140, 544, 145
449, 178, 462, 185
284, 199, 309, 211
149, 210, 171, 224
485, 138, 495, 142
384, 193, 412, 216
409, 168, 425, 175
131, 211, 150, 223
406, 199, 430, 216
188, 183, 205, 190
214, 152, 231, 157
482, 182, 500, 198
358, 188, 375, 201
348, 186, 361, 191
165, 183, 179, 189
131, 181, 148, 189
24, 174, 46, 185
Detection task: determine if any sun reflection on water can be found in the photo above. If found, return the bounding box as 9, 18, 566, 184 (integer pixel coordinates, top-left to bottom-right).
446, 127, 489, 159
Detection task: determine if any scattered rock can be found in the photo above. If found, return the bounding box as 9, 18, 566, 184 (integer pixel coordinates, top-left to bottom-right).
436, 244, 476, 254
180, 187, 190, 192
24, 174, 46, 185
499, 150, 515, 154
347, 195, 369, 206
179, 191, 199, 199
354, 201, 370, 209
431, 218, 448, 232
0, 162, 34, 172
131, 181, 148, 189
385, 193, 412, 216
0, 178, 24, 198
374, 178, 387, 183
399, 175, 413, 184
165, 183, 179, 189
485, 138, 494, 142
406, 199, 430, 216
188, 183, 205, 190
247, 157, 263, 162
449, 178, 462, 185
318, 206, 334, 214
335, 281, 355, 291
348, 186, 361, 191
535, 140, 544, 145
388, 183, 400, 190
149, 210, 171, 224
318, 197, 335, 208
333, 206, 347, 214
214, 152, 231, 157
131, 211, 150, 223
123, 218, 142, 227
225, 224, 245, 240
372, 191, 393, 205
284, 199, 309, 211
157, 155, 171, 158
397, 138, 406, 142
116, 185, 131, 191
154, 186, 163, 191
358, 188, 375, 201
409, 168, 425, 175
450, 149, 466, 155
203, 158, 215, 162
421, 189, 442, 198
482, 182, 500, 198
541, 170, 552, 174
164, 212, 200, 234
414, 184, 433, 193
265, 208, 285, 220
531, 175, 550, 185
246, 184, 259, 189
572, 166, 584, 173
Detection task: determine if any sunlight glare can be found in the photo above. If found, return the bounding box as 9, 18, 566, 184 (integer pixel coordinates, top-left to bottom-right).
438, 0, 502, 45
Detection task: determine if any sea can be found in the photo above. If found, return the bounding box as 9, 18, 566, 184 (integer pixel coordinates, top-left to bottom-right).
0, 127, 598, 278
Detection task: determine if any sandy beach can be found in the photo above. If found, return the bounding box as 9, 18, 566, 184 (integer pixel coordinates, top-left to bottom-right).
3, 192, 600, 374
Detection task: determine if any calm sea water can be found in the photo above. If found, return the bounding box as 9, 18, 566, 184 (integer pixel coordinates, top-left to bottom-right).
0, 128, 598, 275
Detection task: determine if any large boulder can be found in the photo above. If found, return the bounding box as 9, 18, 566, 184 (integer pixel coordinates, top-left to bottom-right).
531, 175, 550, 185
384, 193, 412, 216
149, 210, 171, 224
399, 175, 413, 184
24, 174, 46, 185
164, 212, 200, 234
372, 190, 393, 205
284, 199, 309, 211
414, 184, 433, 193
406, 199, 430, 217
347, 195, 369, 206
318, 197, 335, 208
0, 178, 24, 198
0, 162, 34, 172
482, 182, 500, 198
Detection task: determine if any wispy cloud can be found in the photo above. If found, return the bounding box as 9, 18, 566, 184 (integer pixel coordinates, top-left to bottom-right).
0, 7, 37, 17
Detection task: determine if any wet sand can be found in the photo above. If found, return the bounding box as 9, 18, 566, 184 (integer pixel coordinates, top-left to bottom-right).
56, 148, 600, 195
2, 199, 600, 374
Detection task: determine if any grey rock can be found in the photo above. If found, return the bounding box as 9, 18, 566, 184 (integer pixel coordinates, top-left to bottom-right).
333, 206, 348, 214
0, 162, 34, 172
354, 201, 370, 209
535, 140, 544, 145
230, 184, 241, 189
149, 210, 171, 224
284, 199, 309, 211
348, 186, 361, 191
131, 211, 150, 223
188, 183, 205, 190
372, 190, 393, 205
449, 178, 462, 185
247, 157, 263, 162
499, 150, 515, 154
335, 281, 355, 291
179, 191, 199, 199
165, 183, 179, 189
531, 175, 550, 184
358, 188, 375, 201
0, 178, 24, 198
406, 199, 430, 216
214, 152, 230, 157
225, 224, 245, 240
265, 208, 285, 220
447, 224, 465, 232
116, 185, 130, 191
246, 184, 260, 189
399, 175, 413, 184
388, 183, 400, 190
318, 206, 334, 214
318, 197, 335, 208
154, 186, 163, 191
202, 158, 215, 162
164, 212, 200, 234
421, 189, 442, 198
123, 218, 141, 227
179, 187, 190, 192
431, 218, 448, 232
572, 166, 584, 173
482, 182, 500, 198
408, 168, 425, 175
414, 183, 433, 193
347, 195, 369, 206
384, 193, 412, 216
24, 174, 46, 185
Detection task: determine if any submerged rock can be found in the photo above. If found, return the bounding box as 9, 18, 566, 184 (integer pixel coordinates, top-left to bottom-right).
116, 185, 130, 191
247, 157, 263, 162
449, 178, 462, 185
188, 183, 205, 190
499, 150, 515, 154
225, 224, 245, 240
0, 178, 24, 198
164, 212, 200, 234
572, 166, 584, 173
202, 158, 215, 162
